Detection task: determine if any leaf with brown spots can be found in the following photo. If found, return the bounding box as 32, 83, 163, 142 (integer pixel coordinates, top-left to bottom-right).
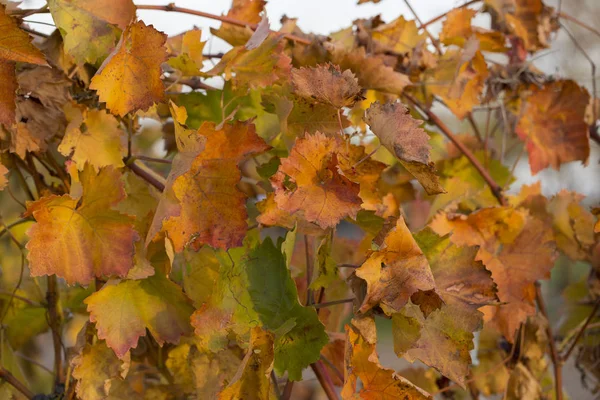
291, 63, 362, 108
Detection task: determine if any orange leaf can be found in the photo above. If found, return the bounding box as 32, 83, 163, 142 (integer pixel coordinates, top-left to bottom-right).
25, 166, 138, 285
161, 121, 269, 251
0, 4, 47, 65
0, 60, 16, 127
516, 80, 590, 174
441, 8, 506, 52
211, 0, 266, 46
355, 216, 442, 314
272, 132, 361, 229
90, 21, 167, 116
342, 326, 432, 399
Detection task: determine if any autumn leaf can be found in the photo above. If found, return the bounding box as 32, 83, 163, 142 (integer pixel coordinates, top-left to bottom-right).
256, 193, 325, 235
160, 120, 269, 251
58, 102, 126, 171
391, 229, 497, 386
423, 48, 489, 119
25, 165, 138, 285
167, 28, 206, 76
72, 340, 129, 400
364, 101, 445, 195
246, 237, 329, 380
505, 0, 559, 52
355, 216, 442, 315
218, 327, 274, 399
0, 60, 17, 127
371, 16, 427, 54
0, 4, 47, 65
211, 0, 266, 46
291, 63, 362, 108
0, 161, 7, 191
431, 207, 557, 340
515, 80, 590, 174
441, 8, 506, 52
342, 326, 432, 399
48, 0, 136, 64
208, 34, 291, 89
272, 132, 362, 229
85, 273, 194, 358
90, 21, 167, 116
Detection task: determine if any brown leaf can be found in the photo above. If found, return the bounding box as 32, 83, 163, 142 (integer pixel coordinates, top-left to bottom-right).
364, 102, 445, 195
291, 63, 362, 108
0, 4, 47, 65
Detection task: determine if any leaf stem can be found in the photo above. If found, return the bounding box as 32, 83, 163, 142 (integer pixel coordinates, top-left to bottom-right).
281, 380, 294, 400
0, 218, 32, 240
136, 4, 312, 45
313, 298, 355, 309
134, 155, 173, 164
47, 275, 64, 387
558, 11, 600, 39
403, 0, 442, 54
561, 298, 600, 361
126, 161, 166, 192
535, 282, 563, 400
403, 93, 506, 205
310, 361, 339, 400
0, 367, 34, 400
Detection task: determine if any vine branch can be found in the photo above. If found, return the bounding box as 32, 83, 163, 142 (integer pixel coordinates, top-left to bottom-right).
535, 282, 563, 400
562, 298, 600, 361
0, 367, 34, 400
403, 94, 506, 205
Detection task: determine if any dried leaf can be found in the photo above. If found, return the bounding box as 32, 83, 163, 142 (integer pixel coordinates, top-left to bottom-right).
291, 63, 362, 108
0, 4, 47, 65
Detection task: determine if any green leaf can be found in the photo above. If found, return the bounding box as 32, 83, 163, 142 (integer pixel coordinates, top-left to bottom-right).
246, 238, 329, 380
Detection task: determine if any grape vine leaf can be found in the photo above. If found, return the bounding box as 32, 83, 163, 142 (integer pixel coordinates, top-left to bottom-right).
371, 16, 426, 54
167, 28, 206, 76
246, 237, 329, 380
160, 120, 269, 251
25, 165, 138, 285
364, 101, 445, 195
58, 102, 126, 170
343, 326, 432, 399
355, 216, 442, 314
441, 8, 506, 52
391, 229, 497, 387
0, 4, 48, 65
431, 207, 557, 340
211, 0, 266, 46
218, 327, 274, 399
72, 340, 129, 400
0, 60, 17, 127
515, 80, 590, 174
291, 63, 362, 108
85, 273, 194, 358
47, 0, 136, 65
90, 21, 167, 116
272, 132, 361, 229
208, 34, 291, 89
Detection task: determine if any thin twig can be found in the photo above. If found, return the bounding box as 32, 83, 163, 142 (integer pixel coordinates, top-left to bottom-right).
136, 4, 311, 45
134, 155, 173, 165
271, 370, 282, 400
558, 11, 600, 39
403, 94, 506, 205
467, 113, 483, 144
313, 298, 355, 309
47, 275, 64, 387
422, 0, 481, 28
9, 5, 48, 17
0, 218, 32, 240
18, 25, 48, 38
126, 161, 166, 192
282, 380, 294, 400
403, 0, 442, 54
0, 367, 34, 400
305, 235, 313, 306
535, 282, 563, 400
0, 291, 43, 307
310, 361, 339, 400
562, 298, 600, 361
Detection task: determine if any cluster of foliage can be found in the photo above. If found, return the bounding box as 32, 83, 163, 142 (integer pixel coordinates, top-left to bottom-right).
0, 0, 599, 399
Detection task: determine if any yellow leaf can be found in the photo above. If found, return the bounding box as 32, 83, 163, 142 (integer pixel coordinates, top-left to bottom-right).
58, 103, 126, 170
90, 21, 167, 116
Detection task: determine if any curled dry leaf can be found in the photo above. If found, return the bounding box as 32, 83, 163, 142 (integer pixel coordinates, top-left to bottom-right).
90, 21, 167, 116
364, 101, 445, 195
291, 63, 362, 108
355, 216, 442, 315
